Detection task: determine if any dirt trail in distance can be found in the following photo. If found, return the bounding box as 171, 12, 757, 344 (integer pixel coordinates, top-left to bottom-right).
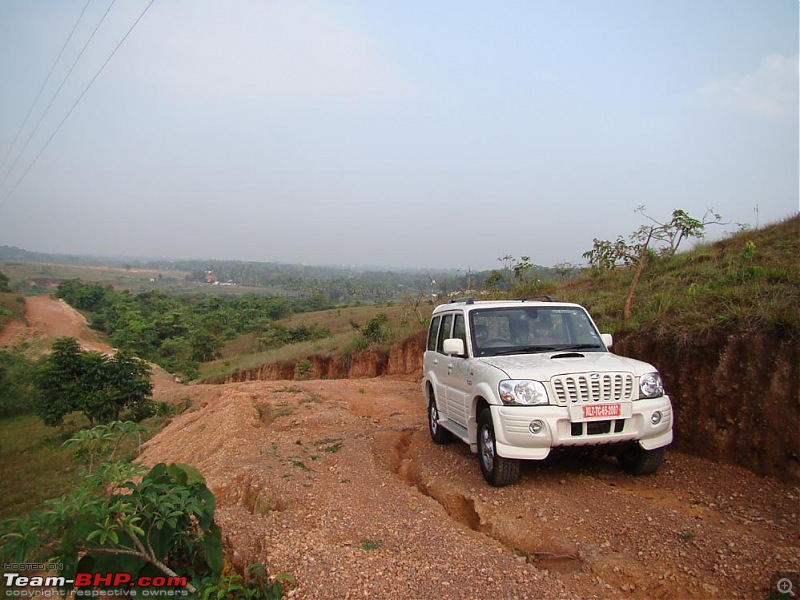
0, 295, 179, 394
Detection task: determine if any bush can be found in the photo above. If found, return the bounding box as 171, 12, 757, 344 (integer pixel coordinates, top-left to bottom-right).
0, 351, 37, 417
0, 462, 223, 595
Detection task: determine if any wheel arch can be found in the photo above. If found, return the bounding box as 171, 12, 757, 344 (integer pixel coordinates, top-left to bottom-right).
471, 396, 491, 446
423, 377, 438, 408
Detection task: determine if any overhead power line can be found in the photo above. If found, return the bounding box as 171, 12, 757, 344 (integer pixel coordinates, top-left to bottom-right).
0, 0, 93, 180
0, 0, 157, 212
0, 0, 119, 192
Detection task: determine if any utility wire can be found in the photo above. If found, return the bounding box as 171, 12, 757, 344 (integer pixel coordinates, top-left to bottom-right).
0, 0, 118, 192
0, 0, 157, 212
0, 0, 93, 180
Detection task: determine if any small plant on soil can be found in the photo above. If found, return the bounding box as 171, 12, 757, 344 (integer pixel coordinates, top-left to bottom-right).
359, 539, 383, 551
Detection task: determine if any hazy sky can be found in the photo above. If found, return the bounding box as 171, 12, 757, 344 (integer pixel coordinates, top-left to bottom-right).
0, 1, 797, 270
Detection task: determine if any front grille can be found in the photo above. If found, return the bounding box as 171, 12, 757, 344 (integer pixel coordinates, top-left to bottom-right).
552, 372, 635, 405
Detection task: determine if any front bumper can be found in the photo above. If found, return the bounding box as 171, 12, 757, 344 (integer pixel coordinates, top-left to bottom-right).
491, 396, 673, 460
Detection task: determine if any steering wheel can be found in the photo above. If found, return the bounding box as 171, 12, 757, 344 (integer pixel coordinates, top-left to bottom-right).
482, 337, 509, 347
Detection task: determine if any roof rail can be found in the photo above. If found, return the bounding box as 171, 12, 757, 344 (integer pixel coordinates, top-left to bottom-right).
448, 296, 474, 305
519, 295, 555, 302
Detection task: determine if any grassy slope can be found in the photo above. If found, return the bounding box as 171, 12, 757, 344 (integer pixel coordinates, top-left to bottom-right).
543, 215, 800, 339
200, 303, 432, 380
0, 412, 176, 521
0, 415, 82, 520
0, 291, 26, 329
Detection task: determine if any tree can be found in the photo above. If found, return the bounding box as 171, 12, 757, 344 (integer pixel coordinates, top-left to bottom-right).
34, 337, 87, 427
0, 270, 10, 292
189, 330, 223, 362
582, 236, 639, 271
622, 207, 724, 320
635, 207, 723, 259
85, 350, 153, 424
34, 338, 153, 427
553, 262, 580, 281
484, 270, 506, 291
582, 207, 725, 321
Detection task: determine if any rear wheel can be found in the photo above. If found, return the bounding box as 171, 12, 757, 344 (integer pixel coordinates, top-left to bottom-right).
618, 444, 665, 475
477, 409, 520, 486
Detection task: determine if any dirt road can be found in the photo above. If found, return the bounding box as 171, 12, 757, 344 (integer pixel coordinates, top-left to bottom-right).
143, 378, 799, 599
0, 295, 179, 394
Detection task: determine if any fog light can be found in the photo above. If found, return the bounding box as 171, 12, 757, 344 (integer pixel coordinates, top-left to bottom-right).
651, 411, 662, 425
529, 420, 544, 434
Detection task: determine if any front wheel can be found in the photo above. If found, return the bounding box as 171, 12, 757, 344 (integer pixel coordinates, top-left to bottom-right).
618, 444, 665, 475
428, 397, 451, 444
477, 409, 520, 486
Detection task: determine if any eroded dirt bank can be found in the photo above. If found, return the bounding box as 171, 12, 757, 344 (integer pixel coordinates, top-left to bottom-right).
145, 379, 799, 599
614, 329, 800, 483
218, 328, 800, 482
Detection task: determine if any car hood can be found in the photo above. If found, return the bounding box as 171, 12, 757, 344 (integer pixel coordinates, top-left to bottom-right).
480, 351, 656, 379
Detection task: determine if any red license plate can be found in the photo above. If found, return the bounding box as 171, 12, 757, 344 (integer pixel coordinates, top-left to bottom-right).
583, 404, 621, 419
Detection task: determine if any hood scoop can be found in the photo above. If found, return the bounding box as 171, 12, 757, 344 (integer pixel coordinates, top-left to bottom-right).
551, 352, 585, 359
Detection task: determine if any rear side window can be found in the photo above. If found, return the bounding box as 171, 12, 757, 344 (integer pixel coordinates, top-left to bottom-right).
436, 314, 454, 353
427, 315, 441, 351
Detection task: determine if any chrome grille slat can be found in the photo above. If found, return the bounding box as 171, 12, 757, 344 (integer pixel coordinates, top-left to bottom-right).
551, 372, 635, 405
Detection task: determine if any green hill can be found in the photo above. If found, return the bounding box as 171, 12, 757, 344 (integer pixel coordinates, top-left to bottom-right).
546, 214, 799, 339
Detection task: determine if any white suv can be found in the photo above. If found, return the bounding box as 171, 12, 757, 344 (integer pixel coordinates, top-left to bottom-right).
421, 297, 673, 486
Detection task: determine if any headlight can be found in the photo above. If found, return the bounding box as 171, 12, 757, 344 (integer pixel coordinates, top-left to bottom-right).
499, 380, 549, 406
639, 372, 664, 399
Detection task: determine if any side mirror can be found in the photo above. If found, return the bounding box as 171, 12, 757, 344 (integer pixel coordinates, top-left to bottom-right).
601, 333, 613, 348
443, 338, 466, 356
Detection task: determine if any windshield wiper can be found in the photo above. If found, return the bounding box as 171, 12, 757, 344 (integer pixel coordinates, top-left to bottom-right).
492, 345, 558, 355
556, 344, 603, 351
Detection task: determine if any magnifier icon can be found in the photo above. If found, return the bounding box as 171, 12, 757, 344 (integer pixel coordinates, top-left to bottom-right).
778, 578, 796, 597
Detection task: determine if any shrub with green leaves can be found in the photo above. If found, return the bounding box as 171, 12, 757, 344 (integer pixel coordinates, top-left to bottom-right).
62, 421, 147, 472
197, 562, 295, 599
0, 462, 222, 594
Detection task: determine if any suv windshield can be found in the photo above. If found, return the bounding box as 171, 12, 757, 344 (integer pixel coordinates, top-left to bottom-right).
470, 306, 605, 357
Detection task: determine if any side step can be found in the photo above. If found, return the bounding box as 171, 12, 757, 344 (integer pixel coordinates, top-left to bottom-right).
439, 419, 469, 445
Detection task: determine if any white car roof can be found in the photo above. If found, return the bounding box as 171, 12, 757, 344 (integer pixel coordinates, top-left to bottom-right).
432, 298, 584, 314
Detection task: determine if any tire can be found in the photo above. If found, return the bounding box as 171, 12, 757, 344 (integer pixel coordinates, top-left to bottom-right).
477, 409, 520, 486
618, 444, 665, 475
428, 396, 451, 444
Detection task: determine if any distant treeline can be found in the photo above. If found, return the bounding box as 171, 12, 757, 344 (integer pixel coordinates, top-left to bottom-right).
0, 246, 575, 303
56, 280, 333, 379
